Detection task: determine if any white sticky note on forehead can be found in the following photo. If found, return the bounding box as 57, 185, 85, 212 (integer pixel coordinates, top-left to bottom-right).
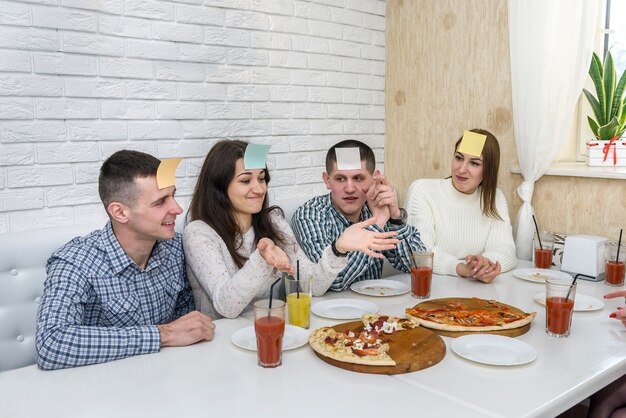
335, 147, 362, 170
156, 158, 182, 190
244, 143, 271, 169
457, 131, 487, 157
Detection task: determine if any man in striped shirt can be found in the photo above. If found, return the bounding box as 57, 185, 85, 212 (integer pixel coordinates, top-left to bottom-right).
292, 140, 427, 292
36, 150, 215, 370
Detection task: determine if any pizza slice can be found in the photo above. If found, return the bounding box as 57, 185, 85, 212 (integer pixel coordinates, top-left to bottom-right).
361, 314, 419, 333
309, 326, 395, 366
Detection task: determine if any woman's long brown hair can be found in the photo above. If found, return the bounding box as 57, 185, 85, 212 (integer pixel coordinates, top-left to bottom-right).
454, 129, 502, 221
188, 140, 287, 268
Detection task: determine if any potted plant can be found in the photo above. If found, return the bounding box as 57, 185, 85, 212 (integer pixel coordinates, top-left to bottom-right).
583, 51, 626, 166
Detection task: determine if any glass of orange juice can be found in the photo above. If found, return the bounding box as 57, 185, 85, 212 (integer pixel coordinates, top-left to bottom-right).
285, 275, 312, 329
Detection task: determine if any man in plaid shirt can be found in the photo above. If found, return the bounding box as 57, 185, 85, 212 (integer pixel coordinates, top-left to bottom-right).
35, 150, 215, 370
292, 140, 427, 292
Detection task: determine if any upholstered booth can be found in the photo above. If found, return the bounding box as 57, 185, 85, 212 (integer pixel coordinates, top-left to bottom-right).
0, 224, 100, 372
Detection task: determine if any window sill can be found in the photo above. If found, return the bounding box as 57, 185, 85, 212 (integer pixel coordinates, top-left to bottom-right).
510, 162, 626, 180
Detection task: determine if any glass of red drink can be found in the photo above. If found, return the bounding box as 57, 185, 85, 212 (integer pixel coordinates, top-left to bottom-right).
253, 299, 286, 368
545, 278, 576, 338
410, 251, 433, 298
605, 243, 625, 287
533, 231, 554, 269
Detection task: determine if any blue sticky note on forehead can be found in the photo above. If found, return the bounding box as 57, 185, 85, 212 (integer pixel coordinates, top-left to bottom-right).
243, 144, 271, 169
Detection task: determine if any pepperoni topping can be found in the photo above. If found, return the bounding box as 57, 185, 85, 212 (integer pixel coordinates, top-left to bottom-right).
324, 337, 337, 345
351, 347, 381, 357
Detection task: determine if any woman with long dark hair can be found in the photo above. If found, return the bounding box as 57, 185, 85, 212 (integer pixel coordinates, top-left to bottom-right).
184, 140, 399, 318
404, 129, 517, 283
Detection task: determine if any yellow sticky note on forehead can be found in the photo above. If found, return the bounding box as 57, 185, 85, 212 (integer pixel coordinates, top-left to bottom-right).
457, 131, 487, 157
156, 158, 182, 189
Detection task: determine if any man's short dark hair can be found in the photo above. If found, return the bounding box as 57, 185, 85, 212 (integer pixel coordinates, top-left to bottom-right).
325, 140, 376, 174
99, 150, 160, 209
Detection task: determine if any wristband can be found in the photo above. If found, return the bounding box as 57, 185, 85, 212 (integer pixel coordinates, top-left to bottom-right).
331, 240, 348, 257
388, 208, 407, 225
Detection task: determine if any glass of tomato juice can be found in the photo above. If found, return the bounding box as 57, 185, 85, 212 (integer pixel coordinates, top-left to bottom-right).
545, 278, 576, 338
534, 231, 554, 269
605, 243, 625, 287
410, 251, 433, 298
253, 299, 286, 368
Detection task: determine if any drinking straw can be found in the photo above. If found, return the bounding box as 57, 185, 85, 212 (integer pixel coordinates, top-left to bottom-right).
268, 277, 282, 315
296, 259, 300, 298
616, 229, 623, 263
566, 274, 583, 301
532, 215, 543, 250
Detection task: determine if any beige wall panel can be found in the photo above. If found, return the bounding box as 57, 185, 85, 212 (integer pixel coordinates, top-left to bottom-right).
386, 0, 625, 240
528, 175, 626, 241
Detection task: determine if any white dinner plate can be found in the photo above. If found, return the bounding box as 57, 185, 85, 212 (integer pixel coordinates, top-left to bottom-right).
231, 325, 309, 351
311, 299, 379, 320
534, 292, 604, 312
451, 334, 537, 366
350, 279, 410, 297
512, 268, 573, 283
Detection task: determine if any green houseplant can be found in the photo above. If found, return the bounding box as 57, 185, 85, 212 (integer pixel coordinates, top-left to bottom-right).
583, 51, 626, 141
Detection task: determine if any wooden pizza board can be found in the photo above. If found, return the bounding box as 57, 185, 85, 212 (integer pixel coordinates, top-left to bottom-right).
410, 297, 533, 338
432, 323, 530, 338
312, 321, 446, 375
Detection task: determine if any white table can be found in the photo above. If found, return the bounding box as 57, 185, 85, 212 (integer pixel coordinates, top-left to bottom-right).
318, 260, 626, 417
0, 318, 480, 418
1, 261, 625, 418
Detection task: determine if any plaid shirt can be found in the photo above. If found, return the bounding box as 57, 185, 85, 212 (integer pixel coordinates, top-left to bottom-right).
291, 194, 427, 291
36, 222, 194, 370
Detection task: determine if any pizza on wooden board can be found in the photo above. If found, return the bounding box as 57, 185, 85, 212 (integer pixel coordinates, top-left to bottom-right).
405, 298, 536, 332
309, 315, 419, 366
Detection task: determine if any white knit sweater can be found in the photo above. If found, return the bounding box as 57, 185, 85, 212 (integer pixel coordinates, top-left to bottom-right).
404, 178, 517, 277
183, 212, 347, 319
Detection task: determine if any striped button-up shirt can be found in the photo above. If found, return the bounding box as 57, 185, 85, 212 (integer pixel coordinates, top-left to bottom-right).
36, 222, 194, 370
291, 194, 427, 291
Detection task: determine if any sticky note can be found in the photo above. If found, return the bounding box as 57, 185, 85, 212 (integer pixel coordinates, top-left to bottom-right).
156, 158, 182, 189
335, 147, 362, 170
457, 131, 487, 157
244, 144, 271, 169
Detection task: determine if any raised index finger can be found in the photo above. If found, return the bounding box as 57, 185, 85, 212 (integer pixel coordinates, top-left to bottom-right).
604, 290, 626, 299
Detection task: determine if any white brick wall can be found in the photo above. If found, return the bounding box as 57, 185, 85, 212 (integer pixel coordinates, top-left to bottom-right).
0, 0, 386, 233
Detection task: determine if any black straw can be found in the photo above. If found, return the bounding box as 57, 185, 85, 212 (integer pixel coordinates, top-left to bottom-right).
616, 229, 623, 263
565, 274, 585, 301
296, 260, 300, 298
532, 215, 543, 250
267, 277, 282, 316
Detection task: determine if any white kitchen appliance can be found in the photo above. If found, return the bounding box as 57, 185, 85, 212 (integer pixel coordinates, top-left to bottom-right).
560, 235, 608, 281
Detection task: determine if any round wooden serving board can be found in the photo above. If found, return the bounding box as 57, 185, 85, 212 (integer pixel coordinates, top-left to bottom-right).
312, 321, 446, 375
409, 297, 533, 338
433, 323, 530, 338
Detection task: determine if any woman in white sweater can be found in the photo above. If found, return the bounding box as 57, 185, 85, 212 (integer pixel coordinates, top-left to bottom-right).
184, 140, 399, 319
405, 129, 517, 283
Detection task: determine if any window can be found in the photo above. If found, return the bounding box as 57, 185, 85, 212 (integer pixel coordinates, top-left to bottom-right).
604, 0, 625, 76
566, 0, 626, 162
